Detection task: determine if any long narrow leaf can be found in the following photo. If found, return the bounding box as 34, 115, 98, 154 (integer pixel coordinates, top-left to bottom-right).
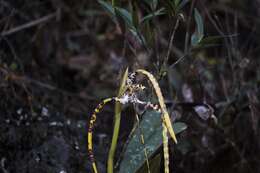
194, 8, 204, 39
143, 0, 158, 10
98, 0, 115, 17
141, 8, 166, 24
177, 0, 190, 11
162, 0, 176, 16
191, 8, 204, 46
115, 7, 135, 30
175, 0, 180, 6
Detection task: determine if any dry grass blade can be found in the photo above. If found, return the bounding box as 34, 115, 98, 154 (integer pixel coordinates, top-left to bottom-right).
162, 123, 169, 173
1, 13, 56, 37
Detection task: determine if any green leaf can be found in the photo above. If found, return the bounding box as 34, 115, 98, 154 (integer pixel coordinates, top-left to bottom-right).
111, 0, 119, 6
175, 0, 180, 6
10, 62, 18, 70
193, 35, 237, 49
177, 0, 190, 11
129, 29, 147, 48
143, 0, 158, 10
98, 0, 115, 18
191, 8, 204, 46
194, 9, 204, 38
115, 7, 135, 30
162, 0, 176, 16
172, 122, 187, 134
162, 0, 189, 15
191, 34, 200, 47
118, 67, 129, 96
119, 110, 187, 173
132, 2, 140, 29
141, 8, 166, 24
199, 34, 237, 46
143, 22, 153, 47
192, 35, 222, 49
199, 35, 222, 44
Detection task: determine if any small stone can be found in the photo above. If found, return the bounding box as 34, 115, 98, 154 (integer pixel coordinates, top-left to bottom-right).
66, 119, 71, 125
41, 107, 49, 117
35, 156, 40, 163
77, 122, 82, 128
49, 122, 63, 127
37, 117, 43, 121
74, 142, 80, 150
17, 108, 23, 115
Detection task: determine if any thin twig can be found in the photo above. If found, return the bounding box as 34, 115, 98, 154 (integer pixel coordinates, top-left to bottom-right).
201, 3, 236, 90
0, 37, 25, 73
0, 0, 29, 20
1, 13, 56, 37
163, 16, 181, 66
160, 38, 184, 58
0, 66, 96, 100
169, 54, 188, 68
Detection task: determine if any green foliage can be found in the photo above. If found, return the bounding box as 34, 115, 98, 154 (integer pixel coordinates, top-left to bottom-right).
115, 7, 135, 30
163, 0, 189, 15
191, 8, 204, 47
177, 0, 190, 11
10, 62, 18, 70
98, 0, 116, 21
119, 110, 187, 173
94, 1, 210, 173
193, 37, 219, 49
141, 8, 166, 24
97, 0, 191, 49
143, 0, 158, 10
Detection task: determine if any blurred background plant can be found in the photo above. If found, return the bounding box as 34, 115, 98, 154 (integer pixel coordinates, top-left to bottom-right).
0, 0, 259, 173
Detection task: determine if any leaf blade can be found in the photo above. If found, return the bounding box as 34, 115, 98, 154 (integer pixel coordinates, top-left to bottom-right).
191, 8, 204, 46
119, 110, 187, 173
98, 0, 115, 17
115, 7, 135, 30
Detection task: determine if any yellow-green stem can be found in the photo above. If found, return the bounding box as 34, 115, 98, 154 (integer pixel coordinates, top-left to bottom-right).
107, 68, 128, 173
107, 102, 121, 173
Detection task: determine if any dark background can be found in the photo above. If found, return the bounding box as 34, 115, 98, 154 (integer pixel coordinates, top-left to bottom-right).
0, 0, 259, 173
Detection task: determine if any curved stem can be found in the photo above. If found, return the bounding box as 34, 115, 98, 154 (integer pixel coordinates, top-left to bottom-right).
136, 69, 177, 143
